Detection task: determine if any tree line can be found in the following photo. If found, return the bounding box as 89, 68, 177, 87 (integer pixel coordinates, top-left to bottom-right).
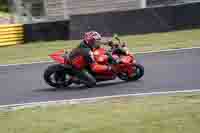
0, 0, 8, 12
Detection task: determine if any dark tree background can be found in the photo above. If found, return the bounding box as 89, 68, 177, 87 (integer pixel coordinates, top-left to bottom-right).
0, 0, 8, 12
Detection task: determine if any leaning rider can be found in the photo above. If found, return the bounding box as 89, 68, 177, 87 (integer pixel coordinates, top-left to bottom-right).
67, 31, 119, 87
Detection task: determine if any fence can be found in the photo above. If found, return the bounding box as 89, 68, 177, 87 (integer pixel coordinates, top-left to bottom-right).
8, 0, 146, 24
67, 0, 146, 15
0, 24, 24, 46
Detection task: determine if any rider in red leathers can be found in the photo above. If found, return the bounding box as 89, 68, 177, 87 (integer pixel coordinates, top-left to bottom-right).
67, 31, 119, 87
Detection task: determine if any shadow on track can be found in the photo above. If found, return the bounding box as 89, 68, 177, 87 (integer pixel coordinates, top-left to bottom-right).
35, 80, 131, 92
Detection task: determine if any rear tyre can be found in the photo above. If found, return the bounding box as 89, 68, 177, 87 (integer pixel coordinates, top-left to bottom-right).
43, 64, 72, 88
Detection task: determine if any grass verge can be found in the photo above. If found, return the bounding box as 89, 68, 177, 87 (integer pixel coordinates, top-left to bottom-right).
0, 92, 200, 133
0, 28, 200, 64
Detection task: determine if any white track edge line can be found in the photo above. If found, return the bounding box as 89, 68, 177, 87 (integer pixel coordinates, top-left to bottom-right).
0, 47, 199, 67
134, 47, 200, 54
1, 89, 200, 110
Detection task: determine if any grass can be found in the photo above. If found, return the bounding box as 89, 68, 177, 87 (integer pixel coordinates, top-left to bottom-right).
1, 92, 200, 133
0, 28, 200, 64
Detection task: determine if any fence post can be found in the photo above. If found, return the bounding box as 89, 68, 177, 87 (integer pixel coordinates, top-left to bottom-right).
140, 0, 147, 8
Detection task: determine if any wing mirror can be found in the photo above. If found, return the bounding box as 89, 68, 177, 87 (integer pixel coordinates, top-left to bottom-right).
113, 34, 121, 44
114, 34, 120, 41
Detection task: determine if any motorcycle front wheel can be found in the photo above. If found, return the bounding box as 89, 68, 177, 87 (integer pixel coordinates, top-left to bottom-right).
43, 64, 72, 88
118, 63, 144, 81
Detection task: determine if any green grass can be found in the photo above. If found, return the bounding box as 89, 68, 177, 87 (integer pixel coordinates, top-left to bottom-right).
0, 28, 200, 64
1, 92, 200, 133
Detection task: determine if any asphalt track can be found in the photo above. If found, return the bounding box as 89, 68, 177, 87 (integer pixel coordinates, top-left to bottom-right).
0, 48, 199, 106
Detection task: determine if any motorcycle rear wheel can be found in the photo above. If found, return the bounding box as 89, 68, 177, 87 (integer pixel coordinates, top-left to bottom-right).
43, 64, 72, 88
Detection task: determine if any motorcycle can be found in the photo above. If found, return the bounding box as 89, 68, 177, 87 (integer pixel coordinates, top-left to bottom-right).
43, 35, 144, 88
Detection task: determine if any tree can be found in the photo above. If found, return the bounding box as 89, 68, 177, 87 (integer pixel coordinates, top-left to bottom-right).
0, 0, 8, 12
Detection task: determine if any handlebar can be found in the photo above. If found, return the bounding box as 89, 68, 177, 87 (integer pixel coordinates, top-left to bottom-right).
107, 40, 127, 49
108, 35, 131, 56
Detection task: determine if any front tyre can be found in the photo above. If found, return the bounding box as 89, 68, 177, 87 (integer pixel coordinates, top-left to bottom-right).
130, 64, 144, 81
43, 64, 72, 88
118, 63, 144, 81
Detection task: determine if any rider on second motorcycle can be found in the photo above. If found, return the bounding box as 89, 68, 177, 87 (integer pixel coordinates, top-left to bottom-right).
67, 31, 119, 87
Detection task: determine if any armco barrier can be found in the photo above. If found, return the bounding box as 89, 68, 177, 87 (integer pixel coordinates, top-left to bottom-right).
174, 2, 200, 29
23, 21, 70, 43
0, 24, 24, 47
69, 6, 175, 39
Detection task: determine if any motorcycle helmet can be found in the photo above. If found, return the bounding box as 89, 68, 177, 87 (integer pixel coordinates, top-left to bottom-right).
84, 31, 102, 48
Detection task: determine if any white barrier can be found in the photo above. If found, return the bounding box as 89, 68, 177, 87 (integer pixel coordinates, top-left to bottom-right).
67, 0, 147, 15
11, 0, 147, 23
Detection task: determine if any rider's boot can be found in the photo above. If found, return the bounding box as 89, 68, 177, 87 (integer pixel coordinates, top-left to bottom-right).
76, 70, 96, 88
63, 64, 96, 88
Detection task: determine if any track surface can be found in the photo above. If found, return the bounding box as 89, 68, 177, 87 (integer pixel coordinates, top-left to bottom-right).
0, 48, 199, 105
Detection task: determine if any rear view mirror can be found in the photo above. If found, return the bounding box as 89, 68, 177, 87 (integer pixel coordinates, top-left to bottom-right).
113, 34, 120, 41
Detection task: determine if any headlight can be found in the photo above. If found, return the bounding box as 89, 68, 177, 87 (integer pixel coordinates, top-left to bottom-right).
99, 57, 104, 62
94, 51, 99, 56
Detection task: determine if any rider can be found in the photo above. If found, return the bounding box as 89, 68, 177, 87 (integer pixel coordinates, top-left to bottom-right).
67, 31, 119, 87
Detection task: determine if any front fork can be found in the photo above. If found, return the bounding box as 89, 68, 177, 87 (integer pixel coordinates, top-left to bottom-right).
119, 63, 137, 78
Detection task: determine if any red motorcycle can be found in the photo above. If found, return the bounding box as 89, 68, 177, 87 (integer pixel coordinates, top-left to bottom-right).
43, 36, 144, 88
